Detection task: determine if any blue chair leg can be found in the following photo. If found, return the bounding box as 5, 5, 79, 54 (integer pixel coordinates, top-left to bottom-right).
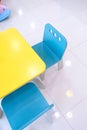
0, 107, 3, 118
58, 59, 63, 70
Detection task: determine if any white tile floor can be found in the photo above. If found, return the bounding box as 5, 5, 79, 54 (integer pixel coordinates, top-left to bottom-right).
0, 0, 87, 130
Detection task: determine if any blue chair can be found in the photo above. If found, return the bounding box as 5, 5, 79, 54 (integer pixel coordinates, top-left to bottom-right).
1, 82, 54, 130
0, 4, 11, 22
32, 23, 67, 80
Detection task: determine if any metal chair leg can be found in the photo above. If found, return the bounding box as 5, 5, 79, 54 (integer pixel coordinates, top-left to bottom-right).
58, 59, 63, 70
46, 105, 60, 123
39, 72, 45, 81
0, 107, 3, 118
33, 78, 46, 89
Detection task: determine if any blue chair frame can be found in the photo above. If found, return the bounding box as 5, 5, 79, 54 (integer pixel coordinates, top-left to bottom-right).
1, 82, 53, 130
32, 23, 67, 79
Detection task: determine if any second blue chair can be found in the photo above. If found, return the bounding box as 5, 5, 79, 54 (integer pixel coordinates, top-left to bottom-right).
1, 82, 53, 130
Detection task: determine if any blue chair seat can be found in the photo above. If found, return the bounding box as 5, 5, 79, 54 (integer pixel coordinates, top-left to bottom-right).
1, 82, 53, 130
32, 42, 59, 68
0, 9, 11, 22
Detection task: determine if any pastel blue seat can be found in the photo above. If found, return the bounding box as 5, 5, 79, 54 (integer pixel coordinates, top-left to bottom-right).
32, 23, 67, 69
1, 82, 53, 130
0, 8, 11, 22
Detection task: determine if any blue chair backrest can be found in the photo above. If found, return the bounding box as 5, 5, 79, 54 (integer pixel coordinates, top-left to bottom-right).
43, 23, 67, 60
